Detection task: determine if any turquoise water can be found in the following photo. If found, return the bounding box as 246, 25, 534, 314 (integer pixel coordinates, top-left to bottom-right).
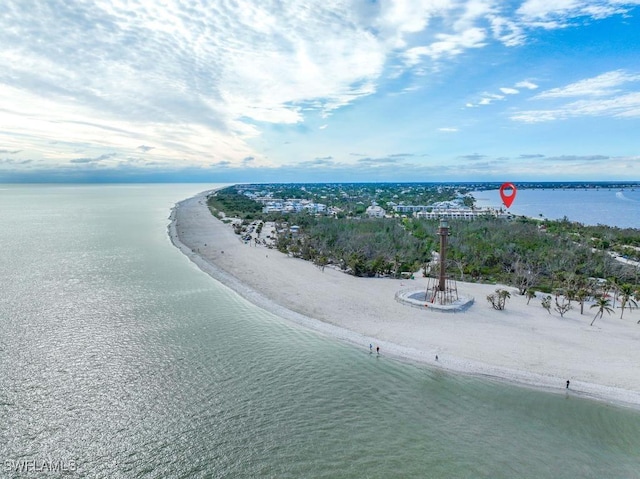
1, 184, 639, 478
474, 188, 640, 228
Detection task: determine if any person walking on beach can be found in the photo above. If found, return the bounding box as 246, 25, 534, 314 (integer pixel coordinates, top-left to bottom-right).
369, 343, 373, 352
376, 346, 379, 354
566, 380, 570, 389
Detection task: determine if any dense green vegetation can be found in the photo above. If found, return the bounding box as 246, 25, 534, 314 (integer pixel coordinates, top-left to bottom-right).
207, 188, 263, 219
273, 214, 638, 288
275, 216, 426, 276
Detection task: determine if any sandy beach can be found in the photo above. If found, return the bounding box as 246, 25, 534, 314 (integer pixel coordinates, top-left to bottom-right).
169, 191, 640, 408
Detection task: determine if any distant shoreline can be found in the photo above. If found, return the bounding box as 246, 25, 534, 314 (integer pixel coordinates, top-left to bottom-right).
169, 190, 640, 410
472, 187, 640, 229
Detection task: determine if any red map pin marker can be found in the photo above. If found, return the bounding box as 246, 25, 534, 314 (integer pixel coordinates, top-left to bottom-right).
499, 182, 517, 208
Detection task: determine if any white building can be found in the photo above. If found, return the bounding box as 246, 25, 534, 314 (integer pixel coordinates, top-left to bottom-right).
366, 205, 386, 217
394, 205, 430, 213
415, 207, 510, 220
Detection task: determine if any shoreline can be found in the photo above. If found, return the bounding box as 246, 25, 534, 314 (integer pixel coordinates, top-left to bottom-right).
471, 187, 640, 229
169, 190, 640, 410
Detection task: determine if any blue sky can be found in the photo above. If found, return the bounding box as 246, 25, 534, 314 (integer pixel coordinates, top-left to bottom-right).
1, 0, 639, 182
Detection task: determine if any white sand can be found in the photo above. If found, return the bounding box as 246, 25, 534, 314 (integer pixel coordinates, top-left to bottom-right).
169, 191, 640, 409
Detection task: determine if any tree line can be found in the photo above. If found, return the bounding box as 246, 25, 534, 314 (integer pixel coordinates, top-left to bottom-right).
272, 213, 639, 300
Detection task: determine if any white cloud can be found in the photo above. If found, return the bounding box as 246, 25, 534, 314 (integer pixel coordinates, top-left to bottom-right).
438, 127, 459, 132
1, 0, 639, 172
511, 92, 640, 122
477, 93, 505, 105
404, 27, 487, 64
516, 80, 539, 89
453, 0, 497, 31
0, 0, 396, 166
512, 70, 640, 123
7, 0, 523, 169
469, 80, 537, 108
516, 0, 630, 21
374, 0, 452, 44
488, 15, 526, 46
517, 0, 581, 19
398, 1, 504, 66
0, 84, 257, 165
535, 70, 640, 98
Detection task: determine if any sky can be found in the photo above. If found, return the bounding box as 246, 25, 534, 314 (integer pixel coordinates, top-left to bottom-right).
1, 0, 639, 183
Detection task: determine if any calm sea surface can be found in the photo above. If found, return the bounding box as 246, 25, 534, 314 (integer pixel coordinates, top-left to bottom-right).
1, 184, 639, 479
474, 188, 640, 228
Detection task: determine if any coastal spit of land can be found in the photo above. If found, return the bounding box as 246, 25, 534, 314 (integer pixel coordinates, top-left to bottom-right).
169, 191, 640, 409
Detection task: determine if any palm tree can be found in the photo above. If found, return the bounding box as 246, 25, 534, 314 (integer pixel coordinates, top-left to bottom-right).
605, 277, 619, 308
575, 289, 589, 315
590, 297, 614, 326
498, 289, 511, 309
487, 289, 511, 310
525, 289, 536, 305
619, 284, 637, 319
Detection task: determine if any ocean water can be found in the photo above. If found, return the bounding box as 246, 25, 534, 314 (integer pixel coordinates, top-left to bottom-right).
473, 188, 640, 228
1, 184, 640, 479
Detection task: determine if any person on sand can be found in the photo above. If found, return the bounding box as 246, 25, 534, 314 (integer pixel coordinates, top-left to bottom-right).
435, 355, 438, 361
369, 343, 373, 352
376, 346, 380, 354
566, 380, 570, 389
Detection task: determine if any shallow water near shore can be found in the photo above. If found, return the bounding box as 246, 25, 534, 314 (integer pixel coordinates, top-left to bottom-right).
1, 184, 640, 478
